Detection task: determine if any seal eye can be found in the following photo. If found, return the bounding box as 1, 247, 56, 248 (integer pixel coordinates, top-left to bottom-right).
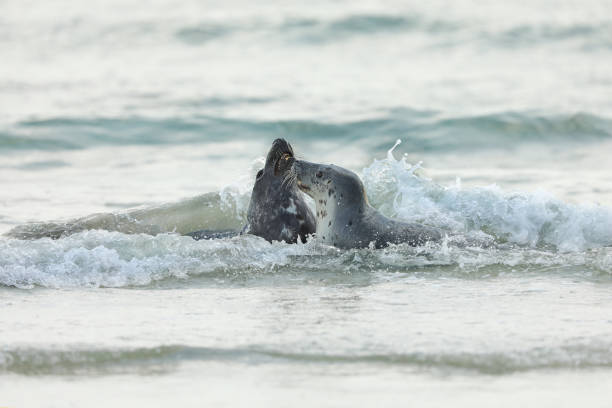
256, 169, 263, 179
316, 171, 323, 178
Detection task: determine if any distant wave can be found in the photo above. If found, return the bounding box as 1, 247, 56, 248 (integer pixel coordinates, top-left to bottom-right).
491, 22, 612, 50
175, 23, 234, 45
5, 12, 611, 51
173, 14, 458, 46
2, 111, 611, 153
173, 14, 612, 49
3, 341, 612, 375
278, 14, 458, 44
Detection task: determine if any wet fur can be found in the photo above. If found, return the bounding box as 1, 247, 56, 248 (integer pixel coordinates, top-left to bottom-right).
244, 139, 315, 243
189, 139, 315, 243
290, 160, 442, 249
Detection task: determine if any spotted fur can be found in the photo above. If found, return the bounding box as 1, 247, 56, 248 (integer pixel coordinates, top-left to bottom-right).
289, 159, 442, 249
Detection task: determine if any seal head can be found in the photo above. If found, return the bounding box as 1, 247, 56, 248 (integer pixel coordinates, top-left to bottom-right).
245, 139, 316, 243
284, 159, 441, 249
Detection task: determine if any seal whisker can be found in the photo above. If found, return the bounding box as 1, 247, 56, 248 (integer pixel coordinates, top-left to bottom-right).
289, 169, 298, 187
282, 167, 297, 188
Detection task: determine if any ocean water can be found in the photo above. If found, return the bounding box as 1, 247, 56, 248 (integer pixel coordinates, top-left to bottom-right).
2, 0, 612, 406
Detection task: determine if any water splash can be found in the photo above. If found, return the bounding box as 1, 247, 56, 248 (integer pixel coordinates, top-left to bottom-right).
362, 141, 612, 252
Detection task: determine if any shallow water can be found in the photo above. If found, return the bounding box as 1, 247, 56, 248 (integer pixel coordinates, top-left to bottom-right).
2, 0, 612, 406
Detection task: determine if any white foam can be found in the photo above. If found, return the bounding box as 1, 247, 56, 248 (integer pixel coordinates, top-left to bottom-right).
1, 229, 611, 289
361, 141, 612, 252
0, 230, 327, 289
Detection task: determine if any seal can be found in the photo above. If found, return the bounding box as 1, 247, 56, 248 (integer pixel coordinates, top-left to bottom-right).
245, 138, 316, 243
277, 156, 442, 249
187, 139, 316, 243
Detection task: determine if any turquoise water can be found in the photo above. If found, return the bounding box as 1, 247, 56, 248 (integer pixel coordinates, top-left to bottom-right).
2, 0, 612, 406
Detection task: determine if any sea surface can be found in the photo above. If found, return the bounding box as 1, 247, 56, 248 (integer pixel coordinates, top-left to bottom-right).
2, 0, 612, 406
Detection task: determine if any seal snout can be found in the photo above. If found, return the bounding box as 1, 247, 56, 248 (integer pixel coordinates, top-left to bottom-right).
271, 138, 292, 153
269, 139, 295, 176
291, 160, 320, 196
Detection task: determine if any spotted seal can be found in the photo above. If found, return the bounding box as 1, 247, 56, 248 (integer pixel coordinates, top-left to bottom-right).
276, 156, 442, 249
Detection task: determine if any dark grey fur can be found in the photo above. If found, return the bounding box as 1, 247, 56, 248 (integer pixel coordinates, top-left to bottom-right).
244, 139, 315, 243
190, 139, 315, 243
285, 159, 442, 249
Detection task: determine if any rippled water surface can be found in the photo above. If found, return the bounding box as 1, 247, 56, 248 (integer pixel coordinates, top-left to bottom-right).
2, 0, 612, 406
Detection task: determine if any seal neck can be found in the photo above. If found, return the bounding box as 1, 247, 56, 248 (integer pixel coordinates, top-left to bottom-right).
314, 189, 367, 231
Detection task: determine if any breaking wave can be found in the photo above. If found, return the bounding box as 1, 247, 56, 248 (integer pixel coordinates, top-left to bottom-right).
3, 141, 612, 289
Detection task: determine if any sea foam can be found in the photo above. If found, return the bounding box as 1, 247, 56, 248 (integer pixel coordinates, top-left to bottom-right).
363, 140, 612, 251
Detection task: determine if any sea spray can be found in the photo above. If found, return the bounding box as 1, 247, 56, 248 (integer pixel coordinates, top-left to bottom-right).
361, 140, 612, 251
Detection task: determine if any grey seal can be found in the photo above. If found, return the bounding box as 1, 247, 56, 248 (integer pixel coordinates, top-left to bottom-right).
187, 138, 316, 243
276, 155, 442, 249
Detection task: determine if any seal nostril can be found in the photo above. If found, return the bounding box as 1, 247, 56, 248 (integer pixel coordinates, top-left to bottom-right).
316, 171, 323, 178
256, 169, 263, 179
